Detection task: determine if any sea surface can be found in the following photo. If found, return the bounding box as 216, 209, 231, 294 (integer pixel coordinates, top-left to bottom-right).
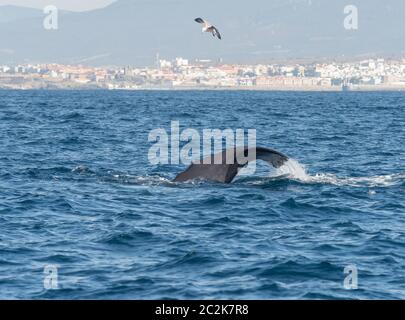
0, 90, 404, 300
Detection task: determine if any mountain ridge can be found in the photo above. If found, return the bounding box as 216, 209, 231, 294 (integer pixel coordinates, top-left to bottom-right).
0, 0, 404, 66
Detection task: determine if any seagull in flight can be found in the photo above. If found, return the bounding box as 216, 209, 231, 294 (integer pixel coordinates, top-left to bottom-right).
194, 18, 222, 40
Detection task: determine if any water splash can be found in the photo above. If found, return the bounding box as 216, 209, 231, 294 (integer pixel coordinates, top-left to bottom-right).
71, 162, 404, 188
276, 159, 405, 188
276, 159, 310, 181
107, 173, 174, 186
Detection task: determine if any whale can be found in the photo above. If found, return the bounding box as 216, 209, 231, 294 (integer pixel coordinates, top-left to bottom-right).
174, 146, 289, 183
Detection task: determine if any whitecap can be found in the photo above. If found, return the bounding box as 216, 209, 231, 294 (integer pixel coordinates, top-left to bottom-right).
276, 159, 405, 188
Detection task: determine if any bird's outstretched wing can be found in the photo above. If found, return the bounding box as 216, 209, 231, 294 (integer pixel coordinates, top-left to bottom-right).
194, 18, 205, 24
208, 26, 222, 40
213, 26, 222, 39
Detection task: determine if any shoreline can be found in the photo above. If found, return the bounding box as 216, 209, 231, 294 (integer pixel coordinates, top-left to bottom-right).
2, 85, 405, 92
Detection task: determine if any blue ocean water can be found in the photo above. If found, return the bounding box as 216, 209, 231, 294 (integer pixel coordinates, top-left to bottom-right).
0, 90, 404, 300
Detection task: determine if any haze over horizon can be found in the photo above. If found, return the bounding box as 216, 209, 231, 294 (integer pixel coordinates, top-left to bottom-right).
0, 0, 404, 66
0, 0, 116, 12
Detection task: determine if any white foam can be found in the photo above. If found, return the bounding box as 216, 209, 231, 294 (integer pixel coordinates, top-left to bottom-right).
276, 159, 405, 188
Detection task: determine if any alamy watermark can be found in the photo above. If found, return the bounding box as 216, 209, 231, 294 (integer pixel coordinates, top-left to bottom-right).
343, 265, 358, 290
148, 121, 257, 173
43, 5, 59, 30
43, 265, 59, 290
343, 5, 359, 30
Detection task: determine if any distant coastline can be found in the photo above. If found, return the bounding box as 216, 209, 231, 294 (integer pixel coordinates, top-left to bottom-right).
2, 83, 405, 92
3, 86, 405, 92
2, 57, 405, 92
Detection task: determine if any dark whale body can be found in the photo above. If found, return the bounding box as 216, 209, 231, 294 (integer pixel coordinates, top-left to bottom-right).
174, 146, 289, 184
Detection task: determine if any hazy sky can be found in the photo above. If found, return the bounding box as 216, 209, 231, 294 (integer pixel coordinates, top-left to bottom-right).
0, 0, 116, 11
1, 0, 404, 65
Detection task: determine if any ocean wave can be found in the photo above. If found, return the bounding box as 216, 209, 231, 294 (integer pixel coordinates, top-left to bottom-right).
105, 173, 174, 186
100, 229, 155, 246
1, 91, 405, 300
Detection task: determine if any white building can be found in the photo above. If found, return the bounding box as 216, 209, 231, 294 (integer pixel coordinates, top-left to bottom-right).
159, 59, 172, 69
175, 57, 189, 67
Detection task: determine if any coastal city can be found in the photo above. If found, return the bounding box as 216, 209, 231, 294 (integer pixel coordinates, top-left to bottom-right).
1, 57, 405, 91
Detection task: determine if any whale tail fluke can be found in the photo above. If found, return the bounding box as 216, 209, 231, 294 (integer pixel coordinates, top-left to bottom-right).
174, 146, 289, 184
